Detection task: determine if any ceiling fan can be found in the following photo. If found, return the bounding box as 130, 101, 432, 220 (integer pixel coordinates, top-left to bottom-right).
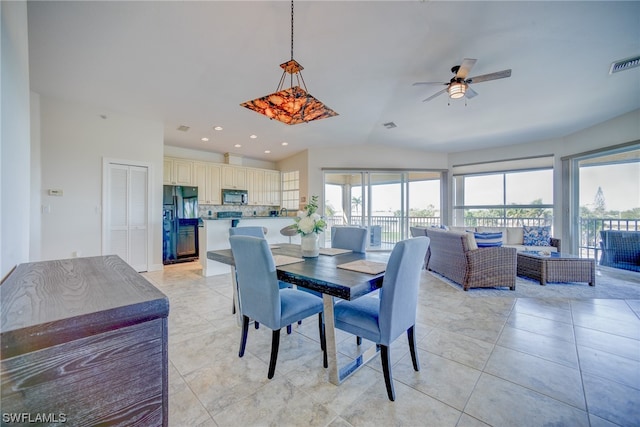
413, 58, 511, 103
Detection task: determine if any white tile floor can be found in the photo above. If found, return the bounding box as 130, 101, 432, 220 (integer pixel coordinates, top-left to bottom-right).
143, 262, 640, 427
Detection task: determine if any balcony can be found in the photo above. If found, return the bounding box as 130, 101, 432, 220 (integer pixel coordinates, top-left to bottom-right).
325, 216, 640, 269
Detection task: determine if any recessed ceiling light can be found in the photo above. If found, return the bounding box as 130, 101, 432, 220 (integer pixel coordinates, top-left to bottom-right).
281, 142, 288, 146
201, 137, 209, 142
213, 126, 223, 131
264, 150, 271, 154
234, 144, 242, 148
250, 134, 257, 139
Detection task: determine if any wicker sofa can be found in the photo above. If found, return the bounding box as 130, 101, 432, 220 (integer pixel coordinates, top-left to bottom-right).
599, 230, 640, 272
423, 228, 517, 291
449, 226, 561, 253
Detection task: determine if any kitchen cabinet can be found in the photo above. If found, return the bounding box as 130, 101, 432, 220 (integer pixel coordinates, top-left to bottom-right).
193, 162, 221, 205
164, 158, 193, 185
164, 157, 278, 206
246, 168, 265, 205
221, 165, 246, 190
264, 170, 281, 205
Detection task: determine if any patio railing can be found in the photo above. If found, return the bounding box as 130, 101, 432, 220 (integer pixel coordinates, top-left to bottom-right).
325, 215, 640, 263
579, 217, 640, 261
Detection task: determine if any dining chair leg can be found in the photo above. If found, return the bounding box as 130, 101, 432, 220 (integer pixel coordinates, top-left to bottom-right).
287, 324, 292, 334
356, 336, 362, 346
318, 313, 325, 350
255, 321, 260, 329
267, 329, 281, 379
380, 345, 395, 401
239, 315, 250, 357
318, 313, 327, 368
407, 325, 420, 371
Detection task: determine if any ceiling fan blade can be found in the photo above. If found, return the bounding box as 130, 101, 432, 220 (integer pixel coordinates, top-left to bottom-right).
422, 88, 447, 102
456, 58, 477, 79
465, 86, 478, 99
467, 69, 512, 84
413, 81, 447, 86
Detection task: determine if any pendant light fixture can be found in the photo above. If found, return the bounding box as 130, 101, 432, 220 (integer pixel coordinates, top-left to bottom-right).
240, 0, 338, 125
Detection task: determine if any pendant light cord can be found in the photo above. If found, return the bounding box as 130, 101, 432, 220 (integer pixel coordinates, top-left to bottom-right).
290, 0, 294, 61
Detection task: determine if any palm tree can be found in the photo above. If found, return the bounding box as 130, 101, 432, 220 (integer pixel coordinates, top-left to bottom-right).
351, 196, 362, 215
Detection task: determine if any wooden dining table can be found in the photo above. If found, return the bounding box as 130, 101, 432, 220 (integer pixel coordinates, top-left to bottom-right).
207, 243, 389, 385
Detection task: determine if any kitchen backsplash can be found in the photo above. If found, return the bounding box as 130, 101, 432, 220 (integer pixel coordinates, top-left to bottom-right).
198, 205, 285, 218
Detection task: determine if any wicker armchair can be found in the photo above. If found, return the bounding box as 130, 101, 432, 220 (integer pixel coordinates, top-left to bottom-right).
599, 230, 640, 272
425, 228, 516, 291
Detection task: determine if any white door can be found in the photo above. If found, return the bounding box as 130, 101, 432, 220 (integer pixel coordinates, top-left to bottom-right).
104, 162, 149, 272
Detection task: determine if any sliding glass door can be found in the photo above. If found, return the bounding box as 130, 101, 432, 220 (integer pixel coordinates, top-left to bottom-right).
324, 170, 442, 250
575, 146, 640, 259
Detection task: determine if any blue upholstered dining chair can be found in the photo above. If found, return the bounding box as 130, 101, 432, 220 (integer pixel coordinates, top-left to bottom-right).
228, 227, 266, 316
229, 226, 267, 238
229, 235, 327, 379
333, 236, 430, 401
332, 226, 368, 253
228, 227, 291, 332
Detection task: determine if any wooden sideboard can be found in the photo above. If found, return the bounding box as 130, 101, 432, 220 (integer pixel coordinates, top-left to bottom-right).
1, 255, 169, 426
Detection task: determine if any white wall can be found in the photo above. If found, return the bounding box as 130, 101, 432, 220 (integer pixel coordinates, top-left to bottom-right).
1, 1, 31, 279
38, 96, 164, 270
30, 92, 41, 261
277, 150, 309, 208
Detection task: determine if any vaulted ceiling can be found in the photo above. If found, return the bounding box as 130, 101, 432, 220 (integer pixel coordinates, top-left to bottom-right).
27, 1, 640, 162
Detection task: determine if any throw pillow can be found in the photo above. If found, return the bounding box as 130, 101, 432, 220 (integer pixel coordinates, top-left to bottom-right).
430, 224, 450, 230
523, 226, 551, 246
474, 232, 503, 247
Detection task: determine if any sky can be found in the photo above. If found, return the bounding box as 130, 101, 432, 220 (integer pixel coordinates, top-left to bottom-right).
580, 162, 640, 212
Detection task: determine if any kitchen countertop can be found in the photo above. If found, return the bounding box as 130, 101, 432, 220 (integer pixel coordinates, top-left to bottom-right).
200, 215, 294, 220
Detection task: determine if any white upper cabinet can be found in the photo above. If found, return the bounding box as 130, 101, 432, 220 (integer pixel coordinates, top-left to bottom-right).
164, 158, 193, 185
264, 170, 281, 205
164, 157, 278, 205
246, 168, 265, 205
221, 165, 247, 190
193, 162, 222, 205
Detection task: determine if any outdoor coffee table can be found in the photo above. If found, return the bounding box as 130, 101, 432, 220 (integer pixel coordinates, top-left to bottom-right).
517, 251, 595, 286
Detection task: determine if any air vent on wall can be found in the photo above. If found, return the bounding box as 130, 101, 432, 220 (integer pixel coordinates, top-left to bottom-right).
609, 55, 640, 74
177, 125, 190, 132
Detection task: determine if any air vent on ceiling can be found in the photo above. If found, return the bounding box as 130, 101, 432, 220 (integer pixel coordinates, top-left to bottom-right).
609, 55, 640, 74
383, 122, 397, 129
177, 125, 190, 132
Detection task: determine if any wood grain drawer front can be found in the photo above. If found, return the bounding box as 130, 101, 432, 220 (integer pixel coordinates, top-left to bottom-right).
1, 318, 167, 426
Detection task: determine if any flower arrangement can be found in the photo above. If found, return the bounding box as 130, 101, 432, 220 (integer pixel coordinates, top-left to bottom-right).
294, 195, 326, 236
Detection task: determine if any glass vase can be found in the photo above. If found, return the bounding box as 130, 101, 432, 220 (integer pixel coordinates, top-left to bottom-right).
300, 233, 320, 258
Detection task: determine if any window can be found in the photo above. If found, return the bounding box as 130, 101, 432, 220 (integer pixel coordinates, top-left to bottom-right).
281, 171, 299, 210
324, 170, 443, 249
454, 166, 553, 228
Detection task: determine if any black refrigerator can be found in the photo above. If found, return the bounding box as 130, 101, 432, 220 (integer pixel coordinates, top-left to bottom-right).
163, 185, 199, 264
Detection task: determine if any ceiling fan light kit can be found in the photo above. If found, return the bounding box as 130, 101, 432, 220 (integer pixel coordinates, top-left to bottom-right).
240, 1, 337, 125
413, 58, 511, 103
448, 82, 466, 99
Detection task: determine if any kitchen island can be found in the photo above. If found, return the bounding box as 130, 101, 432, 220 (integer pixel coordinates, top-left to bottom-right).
199, 216, 304, 276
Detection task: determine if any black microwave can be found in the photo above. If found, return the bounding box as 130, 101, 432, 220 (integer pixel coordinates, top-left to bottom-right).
222, 189, 248, 205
